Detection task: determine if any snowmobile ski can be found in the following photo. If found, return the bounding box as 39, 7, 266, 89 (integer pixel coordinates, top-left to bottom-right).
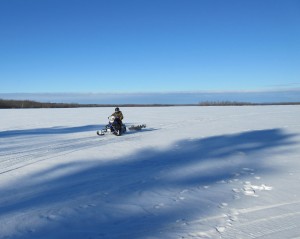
97, 130, 105, 136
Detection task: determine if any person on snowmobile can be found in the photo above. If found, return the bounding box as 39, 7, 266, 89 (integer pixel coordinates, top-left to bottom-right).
111, 107, 123, 130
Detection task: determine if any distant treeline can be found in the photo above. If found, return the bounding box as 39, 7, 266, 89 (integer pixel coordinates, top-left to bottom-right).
0, 99, 83, 108
1, 99, 300, 109
0, 99, 177, 108
198, 101, 300, 106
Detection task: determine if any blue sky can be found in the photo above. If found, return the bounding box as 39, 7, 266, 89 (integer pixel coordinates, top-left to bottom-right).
0, 0, 300, 103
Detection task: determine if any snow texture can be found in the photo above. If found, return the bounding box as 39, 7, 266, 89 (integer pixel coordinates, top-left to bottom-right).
1, 106, 300, 239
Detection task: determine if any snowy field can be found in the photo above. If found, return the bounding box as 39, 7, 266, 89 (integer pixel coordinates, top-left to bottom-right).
1, 106, 300, 239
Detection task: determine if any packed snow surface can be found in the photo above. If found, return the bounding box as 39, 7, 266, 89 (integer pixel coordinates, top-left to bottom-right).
1, 106, 300, 239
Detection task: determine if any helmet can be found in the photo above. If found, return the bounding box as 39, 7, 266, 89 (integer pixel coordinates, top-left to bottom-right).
115, 107, 120, 112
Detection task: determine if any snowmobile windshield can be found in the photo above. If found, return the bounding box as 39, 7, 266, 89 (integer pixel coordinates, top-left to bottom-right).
109, 115, 115, 123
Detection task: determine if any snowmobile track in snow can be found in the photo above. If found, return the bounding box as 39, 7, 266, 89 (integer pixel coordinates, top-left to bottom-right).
0, 130, 148, 174
221, 201, 300, 239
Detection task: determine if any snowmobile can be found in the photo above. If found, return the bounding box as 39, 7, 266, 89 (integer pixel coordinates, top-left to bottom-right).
97, 116, 146, 136
97, 115, 127, 136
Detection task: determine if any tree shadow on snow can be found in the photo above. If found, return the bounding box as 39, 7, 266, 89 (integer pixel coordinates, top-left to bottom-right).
0, 124, 156, 138
0, 128, 297, 239
0, 125, 102, 137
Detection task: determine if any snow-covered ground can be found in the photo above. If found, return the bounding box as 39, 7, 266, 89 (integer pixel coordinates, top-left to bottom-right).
1, 106, 300, 239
